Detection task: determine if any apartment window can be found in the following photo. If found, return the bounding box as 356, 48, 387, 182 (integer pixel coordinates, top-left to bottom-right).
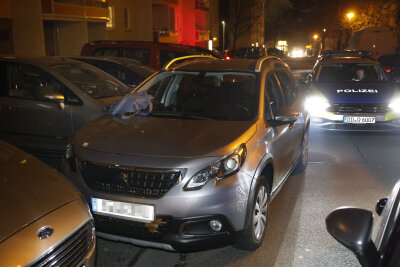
124, 8, 131, 30
106, 6, 115, 29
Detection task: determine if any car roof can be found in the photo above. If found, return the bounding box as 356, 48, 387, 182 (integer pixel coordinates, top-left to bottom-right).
170, 59, 259, 72
318, 56, 378, 65
69, 56, 144, 65
0, 56, 84, 66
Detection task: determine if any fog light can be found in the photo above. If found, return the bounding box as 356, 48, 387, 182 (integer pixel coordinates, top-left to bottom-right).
209, 220, 222, 232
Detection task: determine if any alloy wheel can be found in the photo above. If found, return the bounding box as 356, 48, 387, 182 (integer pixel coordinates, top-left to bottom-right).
253, 185, 268, 240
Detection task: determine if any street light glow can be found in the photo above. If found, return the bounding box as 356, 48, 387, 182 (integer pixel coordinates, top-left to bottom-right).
313, 34, 318, 40
346, 12, 354, 20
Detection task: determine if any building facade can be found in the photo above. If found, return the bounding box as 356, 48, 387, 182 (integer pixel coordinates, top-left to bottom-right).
0, 0, 109, 56
0, 0, 218, 56
106, 0, 218, 48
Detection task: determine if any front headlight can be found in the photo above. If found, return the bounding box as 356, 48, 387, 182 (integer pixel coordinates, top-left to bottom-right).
389, 98, 400, 112
184, 144, 247, 190
305, 96, 330, 115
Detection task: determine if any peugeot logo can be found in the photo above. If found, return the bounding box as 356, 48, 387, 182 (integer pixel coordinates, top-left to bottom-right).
119, 172, 129, 185
37, 226, 54, 240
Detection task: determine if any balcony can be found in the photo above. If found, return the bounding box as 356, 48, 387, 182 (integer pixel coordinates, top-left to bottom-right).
42, 0, 109, 21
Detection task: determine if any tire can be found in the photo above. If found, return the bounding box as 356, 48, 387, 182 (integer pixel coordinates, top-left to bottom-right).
235, 176, 270, 251
294, 127, 309, 174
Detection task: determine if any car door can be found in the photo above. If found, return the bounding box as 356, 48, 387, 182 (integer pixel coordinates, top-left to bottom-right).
0, 62, 73, 156
264, 72, 295, 185
275, 68, 304, 164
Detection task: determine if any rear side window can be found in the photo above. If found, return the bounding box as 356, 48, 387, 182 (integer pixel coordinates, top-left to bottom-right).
159, 50, 188, 67
265, 73, 284, 116
82, 59, 145, 88
92, 47, 120, 57
123, 48, 151, 65
275, 70, 297, 106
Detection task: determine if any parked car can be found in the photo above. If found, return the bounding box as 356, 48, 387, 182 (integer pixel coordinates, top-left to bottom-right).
326, 179, 400, 267
61, 55, 310, 251
305, 50, 400, 131
80, 40, 220, 70
69, 56, 155, 89
233, 47, 266, 59
0, 140, 95, 266
0, 57, 131, 158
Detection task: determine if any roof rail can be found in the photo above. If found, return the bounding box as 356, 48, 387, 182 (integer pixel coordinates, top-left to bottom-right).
255, 56, 281, 72
320, 50, 373, 59
163, 55, 218, 70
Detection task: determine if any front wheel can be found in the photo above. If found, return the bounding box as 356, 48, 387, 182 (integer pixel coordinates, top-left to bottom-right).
235, 176, 270, 251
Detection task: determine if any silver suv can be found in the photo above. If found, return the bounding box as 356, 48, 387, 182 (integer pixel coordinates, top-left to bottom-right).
61, 56, 310, 251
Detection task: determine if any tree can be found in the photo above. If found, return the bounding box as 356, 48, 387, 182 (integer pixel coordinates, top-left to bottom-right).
227, 0, 265, 52
264, 0, 293, 47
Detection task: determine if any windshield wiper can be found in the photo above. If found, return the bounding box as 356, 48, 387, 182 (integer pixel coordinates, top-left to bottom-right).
150, 112, 215, 120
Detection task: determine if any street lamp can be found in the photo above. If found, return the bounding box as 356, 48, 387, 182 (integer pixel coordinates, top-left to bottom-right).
222, 21, 226, 53
346, 12, 355, 46
346, 12, 354, 22
313, 34, 318, 54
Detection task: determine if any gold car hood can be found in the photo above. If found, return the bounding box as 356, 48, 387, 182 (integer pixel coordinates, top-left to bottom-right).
0, 141, 80, 243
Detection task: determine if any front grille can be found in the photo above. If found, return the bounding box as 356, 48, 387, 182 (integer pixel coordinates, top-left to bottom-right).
329, 103, 389, 114
31, 221, 95, 267
94, 214, 172, 241
79, 161, 181, 198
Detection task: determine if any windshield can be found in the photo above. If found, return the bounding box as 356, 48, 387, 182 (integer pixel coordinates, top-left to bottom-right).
315, 63, 389, 82
136, 71, 259, 121
50, 62, 131, 99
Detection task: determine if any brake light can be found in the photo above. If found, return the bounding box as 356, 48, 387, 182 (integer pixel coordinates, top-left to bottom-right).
225, 56, 231, 60
385, 67, 391, 73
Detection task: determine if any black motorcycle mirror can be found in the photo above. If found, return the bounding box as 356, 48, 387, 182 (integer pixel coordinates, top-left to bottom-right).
325, 207, 380, 267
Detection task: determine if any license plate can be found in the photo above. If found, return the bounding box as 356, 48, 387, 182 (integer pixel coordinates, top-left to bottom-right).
92, 197, 154, 223
344, 116, 376, 124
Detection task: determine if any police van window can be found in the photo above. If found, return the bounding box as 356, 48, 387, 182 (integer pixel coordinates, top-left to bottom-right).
265, 73, 284, 117
123, 48, 151, 65
316, 63, 389, 82
275, 70, 297, 105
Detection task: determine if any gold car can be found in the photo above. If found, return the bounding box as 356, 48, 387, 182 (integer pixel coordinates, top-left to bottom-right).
0, 140, 95, 266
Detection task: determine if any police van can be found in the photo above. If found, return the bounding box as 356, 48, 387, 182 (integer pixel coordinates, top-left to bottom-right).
305, 50, 400, 130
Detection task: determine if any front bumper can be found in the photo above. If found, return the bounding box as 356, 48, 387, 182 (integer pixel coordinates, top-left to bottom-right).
60, 153, 253, 251
94, 214, 245, 251
310, 112, 400, 131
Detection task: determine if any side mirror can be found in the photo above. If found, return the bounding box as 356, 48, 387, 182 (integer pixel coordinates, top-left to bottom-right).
375, 198, 388, 216
273, 107, 299, 126
326, 207, 379, 267
44, 94, 64, 103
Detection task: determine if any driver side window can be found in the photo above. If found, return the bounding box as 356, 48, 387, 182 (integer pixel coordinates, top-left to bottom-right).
265, 73, 284, 119
9, 63, 62, 101
8, 63, 80, 104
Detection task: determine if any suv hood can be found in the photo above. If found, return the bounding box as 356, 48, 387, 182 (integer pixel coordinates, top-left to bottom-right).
313, 82, 396, 103
74, 115, 257, 157
0, 141, 80, 243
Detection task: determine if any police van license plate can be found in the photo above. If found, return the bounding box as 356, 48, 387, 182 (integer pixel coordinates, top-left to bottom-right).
344, 116, 375, 124
92, 197, 154, 222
